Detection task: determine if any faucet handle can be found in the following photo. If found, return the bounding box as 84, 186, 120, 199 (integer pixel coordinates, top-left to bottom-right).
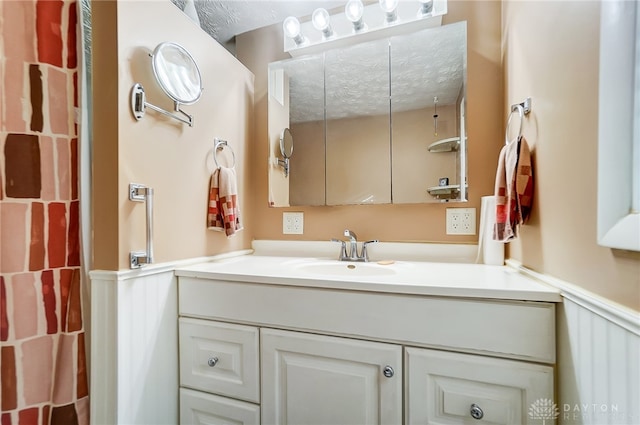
331, 238, 348, 261
361, 240, 378, 262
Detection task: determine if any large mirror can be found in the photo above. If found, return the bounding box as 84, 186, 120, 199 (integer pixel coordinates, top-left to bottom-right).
268, 21, 467, 206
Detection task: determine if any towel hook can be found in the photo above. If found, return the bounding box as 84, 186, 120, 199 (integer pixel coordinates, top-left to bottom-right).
213, 138, 236, 169
505, 97, 532, 145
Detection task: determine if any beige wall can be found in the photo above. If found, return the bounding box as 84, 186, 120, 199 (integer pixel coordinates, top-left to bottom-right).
236, 0, 502, 245
92, 1, 254, 270
502, 1, 639, 310
92, 1, 120, 270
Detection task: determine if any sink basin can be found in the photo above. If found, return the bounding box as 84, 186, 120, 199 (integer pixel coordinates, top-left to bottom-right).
293, 261, 398, 277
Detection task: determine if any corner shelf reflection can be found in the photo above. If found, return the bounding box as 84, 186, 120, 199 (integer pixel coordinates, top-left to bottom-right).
427, 136, 460, 153
427, 184, 465, 200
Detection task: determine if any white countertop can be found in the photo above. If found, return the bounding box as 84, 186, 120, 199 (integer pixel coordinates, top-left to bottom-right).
175, 254, 562, 303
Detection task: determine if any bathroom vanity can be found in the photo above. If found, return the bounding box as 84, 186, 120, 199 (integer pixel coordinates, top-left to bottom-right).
175, 254, 560, 424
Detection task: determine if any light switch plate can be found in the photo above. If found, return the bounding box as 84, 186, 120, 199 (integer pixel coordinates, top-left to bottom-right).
446, 208, 476, 235
283, 212, 304, 234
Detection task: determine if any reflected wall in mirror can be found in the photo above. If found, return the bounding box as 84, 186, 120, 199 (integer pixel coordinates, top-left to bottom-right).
268, 55, 325, 206
391, 24, 466, 203
325, 39, 391, 205
267, 21, 467, 206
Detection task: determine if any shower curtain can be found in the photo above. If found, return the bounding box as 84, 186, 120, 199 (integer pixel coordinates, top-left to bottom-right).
1, 1, 89, 424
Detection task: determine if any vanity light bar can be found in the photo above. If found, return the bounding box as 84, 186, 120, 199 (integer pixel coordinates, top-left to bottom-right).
283, 0, 447, 56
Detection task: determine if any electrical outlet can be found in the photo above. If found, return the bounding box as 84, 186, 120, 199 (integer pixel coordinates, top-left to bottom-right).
283, 212, 304, 235
446, 208, 476, 235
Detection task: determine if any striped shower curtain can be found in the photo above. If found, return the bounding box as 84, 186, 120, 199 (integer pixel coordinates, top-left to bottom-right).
1, 1, 89, 424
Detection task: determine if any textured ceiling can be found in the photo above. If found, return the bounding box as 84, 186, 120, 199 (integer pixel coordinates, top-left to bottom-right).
172, 0, 344, 49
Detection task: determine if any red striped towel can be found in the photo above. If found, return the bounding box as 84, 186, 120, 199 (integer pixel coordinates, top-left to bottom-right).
207, 167, 243, 237
493, 136, 534, 242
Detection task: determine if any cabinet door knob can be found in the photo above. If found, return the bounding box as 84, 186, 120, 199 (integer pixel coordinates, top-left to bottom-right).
470, 403, 484, 420
382, 365, 394, 378
207, 356, 219, 367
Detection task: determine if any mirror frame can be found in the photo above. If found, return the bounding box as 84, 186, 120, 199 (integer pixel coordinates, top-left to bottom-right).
280, 128, 294, 159
597, 0, 640, 251
151, 41, 203, 105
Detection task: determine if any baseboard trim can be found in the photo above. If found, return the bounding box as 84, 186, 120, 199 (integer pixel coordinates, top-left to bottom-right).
506, 259, 639, 336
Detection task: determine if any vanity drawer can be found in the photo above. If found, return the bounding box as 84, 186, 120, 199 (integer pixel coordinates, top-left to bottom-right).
405, 347, 554, 425
179, 318, 259, 403
180, 388, 260, 425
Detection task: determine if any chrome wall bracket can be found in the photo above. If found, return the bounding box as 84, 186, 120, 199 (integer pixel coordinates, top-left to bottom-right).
510, 97, 531, 115
129, 183, 154, 269
130, 83, 194, 127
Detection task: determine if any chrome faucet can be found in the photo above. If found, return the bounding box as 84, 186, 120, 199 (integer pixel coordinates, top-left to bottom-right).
344, 229, 359, 260
332, 229, 378, 262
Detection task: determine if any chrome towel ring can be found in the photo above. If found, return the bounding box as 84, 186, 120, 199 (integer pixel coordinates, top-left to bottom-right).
505, 97, 532, 145
213, 138, 236, 169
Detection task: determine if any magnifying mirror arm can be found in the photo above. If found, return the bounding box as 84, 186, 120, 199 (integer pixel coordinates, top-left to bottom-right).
277, 157, 290, 177
131, 83, 194, 127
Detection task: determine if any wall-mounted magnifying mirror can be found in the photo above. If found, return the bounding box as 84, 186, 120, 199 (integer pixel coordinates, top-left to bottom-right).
278, 128, 294, 177
131, 42, 203, 127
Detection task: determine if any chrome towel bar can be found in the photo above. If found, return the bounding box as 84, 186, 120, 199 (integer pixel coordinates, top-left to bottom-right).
129, 183, 154, 268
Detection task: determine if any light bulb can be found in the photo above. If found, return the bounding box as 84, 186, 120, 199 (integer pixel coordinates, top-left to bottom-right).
283, 16, 300, 38
379, 0, 398, 13
345, 0, 366, 32
312, 8, 334, 39
283, 16, 306, 46
379, 0, 398, 23
417, 0, 434, 17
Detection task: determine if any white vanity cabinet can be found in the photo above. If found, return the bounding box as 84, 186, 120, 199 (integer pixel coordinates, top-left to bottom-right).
177, 271, 558, 425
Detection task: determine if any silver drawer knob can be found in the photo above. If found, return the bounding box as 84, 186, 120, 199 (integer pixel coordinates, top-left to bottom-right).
470, 403, 484, 420
382, 366, 394, 378
207, 356, 219, 367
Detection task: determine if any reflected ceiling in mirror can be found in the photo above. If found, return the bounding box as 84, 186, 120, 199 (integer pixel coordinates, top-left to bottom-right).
391, 23, 465, 112
267, 21, 467, 207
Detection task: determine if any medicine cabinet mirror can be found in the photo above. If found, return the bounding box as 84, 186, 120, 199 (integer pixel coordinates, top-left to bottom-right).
268, 21, 467, 206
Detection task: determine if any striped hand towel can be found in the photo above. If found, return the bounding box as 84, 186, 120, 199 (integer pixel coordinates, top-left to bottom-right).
493, 136, 534, 242
207, 167, 243, 237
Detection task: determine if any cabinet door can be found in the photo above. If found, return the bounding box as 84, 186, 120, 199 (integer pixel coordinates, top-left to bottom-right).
406, 347, 554, 425
261, 328, 402, 425
180, 388, 260, 425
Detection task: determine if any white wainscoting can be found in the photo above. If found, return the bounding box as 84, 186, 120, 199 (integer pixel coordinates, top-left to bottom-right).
508, 260, 640, 425
88, 252, 251, 424
90, 266, 179, 425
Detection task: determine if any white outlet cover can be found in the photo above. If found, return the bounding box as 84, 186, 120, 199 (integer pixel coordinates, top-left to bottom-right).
446, 208, 476, 235
283, 212, 304, 235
